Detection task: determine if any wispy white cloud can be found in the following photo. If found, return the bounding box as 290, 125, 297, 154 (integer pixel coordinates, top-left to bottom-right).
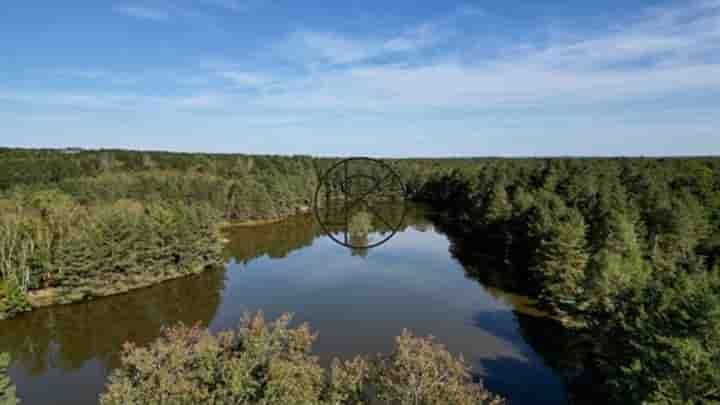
279, 21, 445, 66
249, 0, 720, 111
217, 71, 271, 87
201, 0, 259, 12
43, 68, 142, 85
8, 0, 720, 117
382, 23, 441, 53
0, 90, 236, 112
113, 5, 169, 21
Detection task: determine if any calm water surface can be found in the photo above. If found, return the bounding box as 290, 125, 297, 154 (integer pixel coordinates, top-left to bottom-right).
0, 205, 579, 404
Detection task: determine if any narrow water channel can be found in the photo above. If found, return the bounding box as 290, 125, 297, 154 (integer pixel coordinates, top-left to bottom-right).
0, 205, 581, 404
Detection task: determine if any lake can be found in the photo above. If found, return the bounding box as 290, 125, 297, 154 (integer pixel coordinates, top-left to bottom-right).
0, 204, 582, 404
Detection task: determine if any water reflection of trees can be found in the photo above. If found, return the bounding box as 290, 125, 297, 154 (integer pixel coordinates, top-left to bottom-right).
0, 268, 225, 375
223, 203, 432, 261
222, 214, 318, 263
320, 203, 428, 241
430, 214, 606, 405
223, 205, 429, 263
1, 203, 433, 378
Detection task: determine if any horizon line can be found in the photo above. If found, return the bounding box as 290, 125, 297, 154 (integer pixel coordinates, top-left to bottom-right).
2, 146, 719, 160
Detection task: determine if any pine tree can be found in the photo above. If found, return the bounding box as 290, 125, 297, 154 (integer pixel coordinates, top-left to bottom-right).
533, 208, 589, 315
585, 211, 650, 321
485, 182, 512, 223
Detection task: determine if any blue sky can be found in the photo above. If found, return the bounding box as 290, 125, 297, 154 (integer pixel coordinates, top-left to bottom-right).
1, 0, 719, 156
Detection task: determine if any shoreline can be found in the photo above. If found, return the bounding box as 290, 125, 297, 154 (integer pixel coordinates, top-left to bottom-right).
220, 207, 312, 229
1, 211, 311, 321
1, 264, 220, 321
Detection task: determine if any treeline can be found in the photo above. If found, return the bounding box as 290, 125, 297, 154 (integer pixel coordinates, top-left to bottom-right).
413, 157, 720, 404
0, 149, 319, 221
0, 149, 320, 319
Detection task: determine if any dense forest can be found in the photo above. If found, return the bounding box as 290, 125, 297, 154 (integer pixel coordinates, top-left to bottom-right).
413, 157, 720, 404
1, 148, 719, 404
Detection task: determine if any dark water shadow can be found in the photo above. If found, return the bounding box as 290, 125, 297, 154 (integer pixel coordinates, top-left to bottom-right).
432, 211, 610, 405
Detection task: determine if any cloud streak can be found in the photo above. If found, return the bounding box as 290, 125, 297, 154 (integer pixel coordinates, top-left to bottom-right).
113, 5, 169, 21
277, 20, 446, 67
249, 0, 720, 112
9, 1, 720, 118
201, 0, 258, 12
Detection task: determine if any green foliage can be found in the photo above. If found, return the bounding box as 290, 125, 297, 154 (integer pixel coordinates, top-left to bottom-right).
3, 149, 720, 403
0, 353, 18, 405
412, 157, 720, 404
375, 330, 505, 405
485, 181, 512, 223
583, 212, 651, 322
101, 313, 325, 405
0, 280, 31, 319
530, 207, 589, 314
0, 190, 224, 318
0, 149, 320, 319
101, 313, 504, 405
613, 270, 720, 404
0, 150, 318, 223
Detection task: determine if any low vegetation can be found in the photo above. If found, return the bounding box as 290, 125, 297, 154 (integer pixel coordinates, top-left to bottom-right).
101, 312, 503, 405
0, 353, 18, 405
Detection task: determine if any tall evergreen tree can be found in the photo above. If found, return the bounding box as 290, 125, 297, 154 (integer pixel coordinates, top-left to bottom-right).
532, 208, 589, 315
584, 211, 650, 322
485, 181, 512, 223
613, 269, 720, 404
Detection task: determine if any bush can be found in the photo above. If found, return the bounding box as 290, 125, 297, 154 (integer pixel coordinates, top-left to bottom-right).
0, 353, 18, 405
101, 313, 504, 405
0, 280, 31, 319
375, 330, 504, 405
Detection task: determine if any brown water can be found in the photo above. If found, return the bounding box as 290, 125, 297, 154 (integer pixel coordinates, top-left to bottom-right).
0, 205, 582, 404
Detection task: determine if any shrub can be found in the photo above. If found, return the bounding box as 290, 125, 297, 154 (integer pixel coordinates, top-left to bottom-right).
375, 330, 505, 405
101, 313, 504, 405
0, 280, 31, 319
0, 353, 18, 405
